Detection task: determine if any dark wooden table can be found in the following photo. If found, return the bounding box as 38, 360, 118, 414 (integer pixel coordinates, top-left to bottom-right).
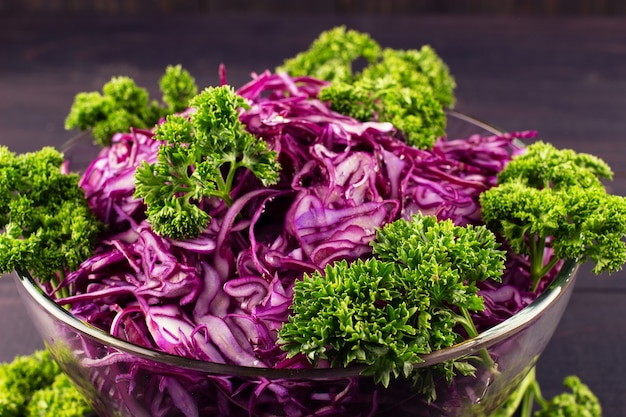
1, 13, 625, 416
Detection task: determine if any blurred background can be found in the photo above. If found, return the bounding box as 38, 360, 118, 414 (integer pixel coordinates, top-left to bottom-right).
1, 0, 626, 15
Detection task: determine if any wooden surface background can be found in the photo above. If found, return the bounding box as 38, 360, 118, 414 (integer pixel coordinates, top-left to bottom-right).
1, 0, 626, 15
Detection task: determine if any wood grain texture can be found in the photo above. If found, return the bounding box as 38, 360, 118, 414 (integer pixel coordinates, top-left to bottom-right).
1, 0, 626, 15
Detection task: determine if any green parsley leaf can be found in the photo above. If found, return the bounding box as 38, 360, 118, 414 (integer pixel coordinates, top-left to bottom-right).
134, 85, 280, 240
279, 213, 505, 399
279, 26, 455, 149
0, 146, 102, 285
480, 141, 626, 289
65, 65, 197, 147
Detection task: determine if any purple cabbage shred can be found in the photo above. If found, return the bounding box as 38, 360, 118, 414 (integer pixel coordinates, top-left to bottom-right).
48, 70, 549, 417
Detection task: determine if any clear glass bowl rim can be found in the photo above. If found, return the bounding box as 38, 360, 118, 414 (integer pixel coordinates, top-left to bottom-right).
14, 110, 579, 379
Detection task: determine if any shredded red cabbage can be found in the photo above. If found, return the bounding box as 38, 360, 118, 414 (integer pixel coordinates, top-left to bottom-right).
53, 71, 543, 417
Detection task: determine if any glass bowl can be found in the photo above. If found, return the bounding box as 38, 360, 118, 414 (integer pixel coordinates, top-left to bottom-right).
13, 112, 579, 417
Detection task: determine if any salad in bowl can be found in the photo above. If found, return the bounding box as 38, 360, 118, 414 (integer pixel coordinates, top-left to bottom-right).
0, 27, 621, 417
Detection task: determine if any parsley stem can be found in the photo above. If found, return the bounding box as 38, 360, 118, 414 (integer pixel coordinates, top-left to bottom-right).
214, 168, 232, 206
529, 235, 561, 292
529, 236, 546, 291
520, 374, 546, 417
457, 307, 497, 371
537, 256, 560, 285
221, 162, 241, 206
491, 367, 537, 417
458, 306, 478, 339
520, 385, 535, 417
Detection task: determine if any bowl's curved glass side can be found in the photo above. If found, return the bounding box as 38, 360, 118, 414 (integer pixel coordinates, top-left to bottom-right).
445, 110, 504, 137
14, 260, 578, 417
13, 256, 577, 378
13, 112, 579, 417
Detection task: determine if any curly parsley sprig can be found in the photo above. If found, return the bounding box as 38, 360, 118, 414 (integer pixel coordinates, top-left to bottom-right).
278, 26, 455, 149
0, 146, 102, 286
480, 141, 626, 290
0, 349, 93, 417
490, 367, 602, 417
65, 64, 197, 147
134, 85, 281, 240
319, 75, 447, 149
277, 26, 381, 84
360, 46, 457, 108
278, 213, 505, 398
